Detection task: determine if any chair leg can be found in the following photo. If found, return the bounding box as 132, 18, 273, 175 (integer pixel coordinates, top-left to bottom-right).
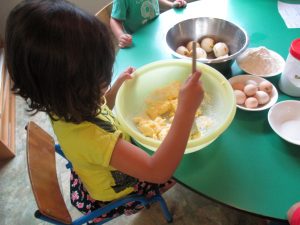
152, 186, 173, 223
156, 195, 173, 223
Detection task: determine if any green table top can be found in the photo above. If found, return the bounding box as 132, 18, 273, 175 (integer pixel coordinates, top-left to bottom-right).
113, 0, 300, 220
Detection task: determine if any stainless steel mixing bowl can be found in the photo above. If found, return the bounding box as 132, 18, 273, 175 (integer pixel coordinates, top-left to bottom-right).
165, 17, 249, 75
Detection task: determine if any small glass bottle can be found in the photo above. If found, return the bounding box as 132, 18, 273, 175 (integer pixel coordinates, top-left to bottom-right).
279, 38, 300, 97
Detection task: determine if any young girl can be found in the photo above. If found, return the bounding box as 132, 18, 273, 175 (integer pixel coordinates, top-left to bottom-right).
5, 0, 203, 223
110, 0, 187, 48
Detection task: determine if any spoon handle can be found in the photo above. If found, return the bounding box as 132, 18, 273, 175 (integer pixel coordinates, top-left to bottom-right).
192, 41, 197, 73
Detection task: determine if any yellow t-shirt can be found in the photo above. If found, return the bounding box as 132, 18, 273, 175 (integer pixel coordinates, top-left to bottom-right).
51, 104, 137, 201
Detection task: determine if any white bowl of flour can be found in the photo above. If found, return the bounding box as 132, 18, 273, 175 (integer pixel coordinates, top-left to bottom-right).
237, 47, 285, 77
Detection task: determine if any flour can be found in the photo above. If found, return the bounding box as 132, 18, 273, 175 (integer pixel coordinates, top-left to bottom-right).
238, 47, 283, 76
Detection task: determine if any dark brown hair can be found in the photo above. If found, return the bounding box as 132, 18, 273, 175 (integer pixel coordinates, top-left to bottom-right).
5, 0, 115, 123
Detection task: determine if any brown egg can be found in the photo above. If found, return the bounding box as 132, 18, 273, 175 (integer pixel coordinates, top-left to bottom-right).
176, 46, 189, 56
186, 41, 200, 52
259, 80, 273, 94
232, 82, 245, 91
213, 42, 229, 57
245, 80, 258, 87
200, 37, 215, 53
216, 54, 229, 59
234, 90, 246, 105
244, 84, 258, 96
254, 91, 270, 105
245, 97, 258, 108
188, 47, 207, 59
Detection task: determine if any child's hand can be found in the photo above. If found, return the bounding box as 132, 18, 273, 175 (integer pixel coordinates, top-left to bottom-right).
118, 34, 132, 48
178, 71, 204, 114
110, 67, 135, 92
173, 0, 187, 8
117, 67, 135, 84
105, 67, 135, 109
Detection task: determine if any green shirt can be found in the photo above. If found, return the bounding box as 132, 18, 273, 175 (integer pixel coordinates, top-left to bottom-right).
111, 0, 160, 33
51, 104, 137, 201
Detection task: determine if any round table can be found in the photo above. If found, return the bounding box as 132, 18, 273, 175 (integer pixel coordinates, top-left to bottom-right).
113, 0, 300, 220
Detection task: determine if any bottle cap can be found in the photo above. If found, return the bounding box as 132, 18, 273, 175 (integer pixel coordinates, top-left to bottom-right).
290, 38, 300, 60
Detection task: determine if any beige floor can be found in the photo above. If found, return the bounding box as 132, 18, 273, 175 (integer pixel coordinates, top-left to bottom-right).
0, 96, 269, 225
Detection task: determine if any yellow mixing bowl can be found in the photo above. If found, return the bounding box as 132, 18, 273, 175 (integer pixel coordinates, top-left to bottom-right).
115, 59, 236, 153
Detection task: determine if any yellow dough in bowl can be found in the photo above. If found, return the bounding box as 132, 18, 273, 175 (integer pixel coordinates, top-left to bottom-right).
133, 81, 209, 141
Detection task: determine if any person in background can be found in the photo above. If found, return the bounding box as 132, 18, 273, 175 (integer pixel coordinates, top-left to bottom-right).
5, 0, 203, 224
110, 0, 187, 48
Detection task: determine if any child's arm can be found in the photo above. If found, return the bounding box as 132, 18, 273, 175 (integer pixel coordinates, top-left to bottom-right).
105, 67, 135, 109
110, 17, 132, 48
288, 202, 300, 225
159, 0, 187, 9
110, 71, 204, 184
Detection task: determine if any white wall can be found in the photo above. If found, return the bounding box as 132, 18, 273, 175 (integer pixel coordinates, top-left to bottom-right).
0, 0, 112, 42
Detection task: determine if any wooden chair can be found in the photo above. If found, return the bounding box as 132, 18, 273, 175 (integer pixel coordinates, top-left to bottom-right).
95, 2, 119, 52
26, 121, 173, 224
95, 2, 112, 28
0, 48, 16, 160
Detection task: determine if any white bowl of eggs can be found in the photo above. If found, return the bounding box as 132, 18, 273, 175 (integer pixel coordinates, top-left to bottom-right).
165, 17, 249, 74
228, 75, 278, 111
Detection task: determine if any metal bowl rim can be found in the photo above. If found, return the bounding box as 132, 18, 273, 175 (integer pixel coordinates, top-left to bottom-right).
165, 17, 249, 63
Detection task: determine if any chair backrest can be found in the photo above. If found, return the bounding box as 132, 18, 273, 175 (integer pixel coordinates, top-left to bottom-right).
26, 121, 72, 224
95, 2, 119, 52
95, 2, 112, 28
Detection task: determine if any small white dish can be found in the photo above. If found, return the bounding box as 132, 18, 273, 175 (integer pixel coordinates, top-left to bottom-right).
236, 47, 285, 77
268, 100, 300, 145
228, 75, 278, 111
